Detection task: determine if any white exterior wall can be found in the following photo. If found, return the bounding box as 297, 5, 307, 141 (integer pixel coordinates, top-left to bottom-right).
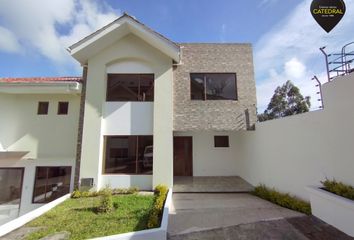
238, 73, 354, 201
174, 131, 242, 176
102, 102, 153, 135
0, 93, 80, 219
80, 33, 174, 190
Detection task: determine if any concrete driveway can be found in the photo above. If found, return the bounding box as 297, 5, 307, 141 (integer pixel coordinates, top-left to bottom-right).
168, 193, 353, 240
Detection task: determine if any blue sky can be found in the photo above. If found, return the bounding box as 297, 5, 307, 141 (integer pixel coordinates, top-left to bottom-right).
0, 0, 353, 111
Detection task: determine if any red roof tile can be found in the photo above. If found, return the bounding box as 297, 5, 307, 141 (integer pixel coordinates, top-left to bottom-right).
0, 77, 82, 83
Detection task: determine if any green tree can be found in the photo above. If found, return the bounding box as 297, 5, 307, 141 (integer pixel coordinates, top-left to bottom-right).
258, 80, 311, 122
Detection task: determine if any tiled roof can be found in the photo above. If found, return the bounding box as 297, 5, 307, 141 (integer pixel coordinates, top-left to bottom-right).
0, 77, 82, 83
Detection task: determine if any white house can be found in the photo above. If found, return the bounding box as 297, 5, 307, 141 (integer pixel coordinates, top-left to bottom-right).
0, 13, 257, 224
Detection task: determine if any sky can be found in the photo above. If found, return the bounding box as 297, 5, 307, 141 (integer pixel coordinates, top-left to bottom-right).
0, 0, 353, 112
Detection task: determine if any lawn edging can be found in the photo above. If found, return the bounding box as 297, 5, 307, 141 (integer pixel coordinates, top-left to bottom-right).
91, 188, 173, 240
0, 194, 70, 237
307, 185, 354, 237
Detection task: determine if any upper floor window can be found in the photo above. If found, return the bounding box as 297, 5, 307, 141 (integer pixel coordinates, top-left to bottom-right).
37, 102, 49, 115
214, 136, 229, 147
57, 102, 69, 115
106, 74, 154, 102
190, 73, 237, 100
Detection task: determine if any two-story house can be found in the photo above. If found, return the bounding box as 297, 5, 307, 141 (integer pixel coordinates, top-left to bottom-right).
0, 13, 256, 224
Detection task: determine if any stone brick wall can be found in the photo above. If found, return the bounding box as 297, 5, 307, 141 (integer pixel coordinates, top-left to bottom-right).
173, 43, 257, 131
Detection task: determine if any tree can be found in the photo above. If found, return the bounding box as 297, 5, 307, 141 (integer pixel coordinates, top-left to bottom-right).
258, 80, 311, 122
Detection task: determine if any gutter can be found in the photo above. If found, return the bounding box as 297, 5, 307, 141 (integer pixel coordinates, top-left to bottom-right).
0, 81, 81, 92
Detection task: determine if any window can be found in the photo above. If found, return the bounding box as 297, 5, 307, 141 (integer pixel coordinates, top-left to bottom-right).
57, 102, 69, 115
37, 102, 49, 115
33, 167, 71, 203
0, 168, 24, 206
106, 74, 154, 101
214, 136, 229, 147
104, 136, 153, 174
191, 73, 237, 100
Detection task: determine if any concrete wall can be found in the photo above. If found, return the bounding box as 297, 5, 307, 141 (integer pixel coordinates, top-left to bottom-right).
238, 73, 354, 201
173, 44, 257, 131
80, 33, 174, 190
174, 131, 242, 176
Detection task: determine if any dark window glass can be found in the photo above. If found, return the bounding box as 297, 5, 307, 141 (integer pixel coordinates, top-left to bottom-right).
214, 136, 229, 147
0, 168, 24, 205
57, 102, 69, 115
190, 73, 237, 100
37, 102, 49, 115
33, 167, 71, 203
106, 74, 154, 101
104, 136, 153, 174
191, 74, 205, 100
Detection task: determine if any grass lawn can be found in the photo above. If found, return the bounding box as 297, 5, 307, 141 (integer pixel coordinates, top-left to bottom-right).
25, 194, 155, 240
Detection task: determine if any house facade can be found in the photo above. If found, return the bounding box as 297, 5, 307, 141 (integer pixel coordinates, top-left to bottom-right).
0, 14, 256, 224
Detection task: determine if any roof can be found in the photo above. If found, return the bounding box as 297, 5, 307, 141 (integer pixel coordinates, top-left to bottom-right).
68, 13, 180, 64
0, 77, 82, 84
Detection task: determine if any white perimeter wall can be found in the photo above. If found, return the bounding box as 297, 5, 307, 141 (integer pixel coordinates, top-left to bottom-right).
238, 73, 354, 201
174, 131, 242, 176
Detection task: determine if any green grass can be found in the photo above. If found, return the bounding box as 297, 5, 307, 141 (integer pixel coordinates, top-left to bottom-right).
253, 184, 311, 215
322, 178, 354, 201
25, 194, 155, 240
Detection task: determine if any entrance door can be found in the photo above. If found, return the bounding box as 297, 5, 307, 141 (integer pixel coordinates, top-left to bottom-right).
0, 168, 24, 225
173, 136, 193, 176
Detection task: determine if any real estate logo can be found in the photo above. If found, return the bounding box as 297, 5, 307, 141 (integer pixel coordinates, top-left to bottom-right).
310, 0, 346, 33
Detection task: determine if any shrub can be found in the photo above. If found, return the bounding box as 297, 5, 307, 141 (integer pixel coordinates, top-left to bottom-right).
70, 187, 139, 199
322, 178, 354, 201
97, 193, 113, 213
147, 185, 168, 228
253, 184, 311, 215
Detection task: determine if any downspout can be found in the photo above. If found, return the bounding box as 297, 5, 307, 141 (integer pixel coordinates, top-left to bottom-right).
74, 65, 88, 189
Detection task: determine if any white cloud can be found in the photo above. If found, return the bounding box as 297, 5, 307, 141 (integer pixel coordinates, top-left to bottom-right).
0, 26, 21, 53
255, 0, 354, 112
0, 0, 120, 70
220, 24, 227, 43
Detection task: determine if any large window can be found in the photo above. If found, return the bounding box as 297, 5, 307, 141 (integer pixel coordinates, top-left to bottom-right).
33, 167, 71, 203
104, 136, 153, 174
106, 74, 154, 101
191, 73, 237, 100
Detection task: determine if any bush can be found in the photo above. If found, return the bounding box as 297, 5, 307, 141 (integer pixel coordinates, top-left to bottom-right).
71, 186, 139, 199
253, 184, 311, 215
147, 185, 168, 229
97, 193, 113, 213
322, 178, 354, 201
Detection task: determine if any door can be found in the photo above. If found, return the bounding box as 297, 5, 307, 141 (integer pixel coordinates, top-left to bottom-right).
0, 168, 24, 225
173, 136, 193, 176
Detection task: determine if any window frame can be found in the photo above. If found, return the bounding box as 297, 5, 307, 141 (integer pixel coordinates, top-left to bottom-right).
32, 166, 72, 204
102, 135, 153, 175
214, 135, 230, 148
106, 73, 155, 102
57, 101, 69, 115
37, 101, 49, 115
190, 73, 238, 101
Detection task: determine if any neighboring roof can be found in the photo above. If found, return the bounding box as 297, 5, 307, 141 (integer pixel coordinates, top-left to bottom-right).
0, 77, 82, 84
68, 13, 180, 64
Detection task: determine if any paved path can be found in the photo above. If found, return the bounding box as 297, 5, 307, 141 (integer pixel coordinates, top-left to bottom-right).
168, 193, 353, 240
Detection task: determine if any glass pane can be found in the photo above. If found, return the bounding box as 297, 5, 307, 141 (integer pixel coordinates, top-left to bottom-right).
139, 74, 154, 101
205, 74, 237, 100
137, 136, 153, 174
214, 136, 230, 147
190, 74, 205, 100
0, 168, 23, 224
107, 74, 140, 101
33, 167, 71, 203
105, 136, 137, 174
58, 102, 69, 115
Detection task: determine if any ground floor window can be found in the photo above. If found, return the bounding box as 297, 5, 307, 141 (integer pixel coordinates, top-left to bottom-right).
0, 168, 24, 205
104, 136, 153, 174
33, 166, 71, 203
